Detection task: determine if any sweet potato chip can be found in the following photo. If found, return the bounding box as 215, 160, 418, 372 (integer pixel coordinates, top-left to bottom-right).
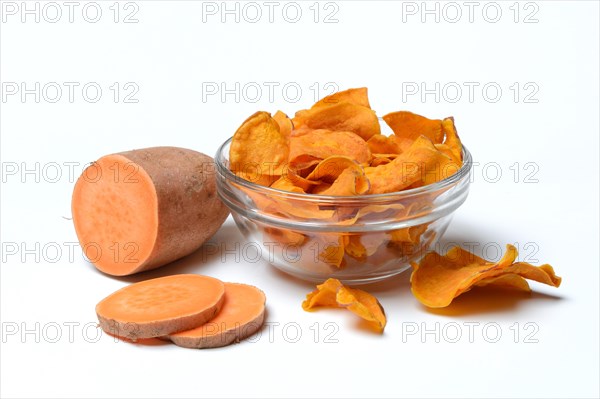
343, 235, 367, 260
282, 168, 320, 192
264, 226, 306, 247
273, 110, 293, 138
288, 154, 321, 176
336, 203, 406, 226
230, 111, 289, 176
343, 233, 385, 260
234, 171, 279, 187
498, 263, 561, 287
248, 180, 334, 221
336, 286, 387, 332
302, 278, 386, 332
365, 136, 455, 193
313, 234, 345, 268
390, 224, 428, 244
434, 144, 462, 165
313, 87, 371, 109
302, 278, 342, 309
441, 117, 462, 162
319, 168, 370, 196
289, 129, 371, 165
311, 182, 332, 195
293, 102, 381, 141
367, 134, 403, 155
270, 176, 305, 193
370, 156, 393, 167
269, 198, 335, 220
383, 111, 444, 144
475, 274, 531, 292
388, 135, 415, 154
411, 245, 561, 308
306, 156, 363, 183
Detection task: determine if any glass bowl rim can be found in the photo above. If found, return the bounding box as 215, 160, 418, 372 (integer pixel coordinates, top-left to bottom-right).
215, 137, 473, 203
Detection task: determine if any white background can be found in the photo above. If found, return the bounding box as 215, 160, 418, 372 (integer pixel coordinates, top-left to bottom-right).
1, 1, 599, 398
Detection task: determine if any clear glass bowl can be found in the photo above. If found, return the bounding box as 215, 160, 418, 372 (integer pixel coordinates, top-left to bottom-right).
215, 139, 472, 284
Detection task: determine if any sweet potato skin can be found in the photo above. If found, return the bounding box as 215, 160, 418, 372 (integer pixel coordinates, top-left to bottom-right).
72, 146, 229, 276
97, 297, 224, 340
121, 147, 229, 272
167, 308, 265, 349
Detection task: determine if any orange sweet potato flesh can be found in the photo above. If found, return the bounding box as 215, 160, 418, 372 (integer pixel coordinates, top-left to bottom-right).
72, 147, 229, 276
167, 283, 266, 349
96, 274, 225, 340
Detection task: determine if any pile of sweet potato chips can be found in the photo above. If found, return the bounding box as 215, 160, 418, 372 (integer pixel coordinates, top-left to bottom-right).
229, 88, 464, 270
229, 87, 462, 195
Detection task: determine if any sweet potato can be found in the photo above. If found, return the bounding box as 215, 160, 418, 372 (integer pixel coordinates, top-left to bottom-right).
167, 283, 266, 349
72, 147, 229, 276
96, 274, 225, 340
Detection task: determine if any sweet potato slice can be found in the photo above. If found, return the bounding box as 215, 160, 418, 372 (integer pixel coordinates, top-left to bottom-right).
96, 274, 225, 340
168, 283, 266, 349
72, 147, 229, 276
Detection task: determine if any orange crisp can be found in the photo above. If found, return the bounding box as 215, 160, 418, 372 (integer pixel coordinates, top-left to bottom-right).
302, 278, 387, 332
410, 245, 561, 308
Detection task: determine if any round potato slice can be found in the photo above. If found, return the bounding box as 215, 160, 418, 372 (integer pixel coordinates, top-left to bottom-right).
167, 283, 266, 349
96, 274, 225, 340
